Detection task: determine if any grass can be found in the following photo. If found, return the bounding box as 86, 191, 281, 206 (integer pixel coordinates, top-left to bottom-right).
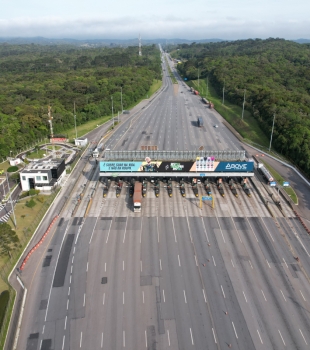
27, 149, 47, 159
0, 289, 14, 350
46, 145, 62, 150
188, 79, 270, 148
259, 158, 298, 204
0, 291, 9, 330
0, 161, 11, 173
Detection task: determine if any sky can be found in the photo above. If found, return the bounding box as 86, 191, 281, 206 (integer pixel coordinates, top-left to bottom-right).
0, 0, 309, 40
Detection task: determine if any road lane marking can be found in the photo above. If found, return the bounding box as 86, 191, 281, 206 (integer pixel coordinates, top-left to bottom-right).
280, 290, 286, 301
300, 290, 306, 301
194, 255, 198, 266
64, 315, 67, 330
71, 265, 73, 274
105, 220, 113, 243
231, 259, 235, 268
183, 290, 187, 303
266, 259, 271, 268
171, 217, 177, 242
283, 258, 288, 268
243, 291, 248, 303
83, 293, 86, 307
202, 289, 207, 303
80, 332, 83, 348
249, 260, 253, 269
212, 328, 217, 343
67, 299, 69, 310
142, 291, 145, 303
42, 325, 45, 334
178, 255, 181, 266
278, 330, 286, 346
86, 262, 88, 272
159, 259, 162, 270
201, 217, 209, 242
62, 335, 65, 350
101, 332, 104, 348
190, 328, 194, 345
123, 261, 125, 271
299, 329, 308, 345
221, 285, 226, 298
105, 262, 106, 272
123, 331, 125, 347
257, 330, 263, 344
123, 292, 125, 304
167, 329, 171, 346
232, 322, 238, 339
68, 287, 70, 296
72, 256, 74, 264
163, 289, 166, 303
261, 290, 267, 301
260, 218, 275, 242
70, 275, 72, 284
103, 293, 105, 305
73, 246, 75, 254
140, 260, 142, 272
157, 217, 159, 242
145, 330, 147, 348
212, 256, 216, 266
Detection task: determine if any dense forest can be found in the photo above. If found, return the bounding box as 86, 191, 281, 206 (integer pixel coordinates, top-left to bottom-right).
173, 39, 310, 176
0, 44, 161, 159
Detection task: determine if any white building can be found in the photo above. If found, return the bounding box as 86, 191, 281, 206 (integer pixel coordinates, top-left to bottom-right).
10, 158, 22, 166
20, 159, 66, 192
75, 138, 88, 147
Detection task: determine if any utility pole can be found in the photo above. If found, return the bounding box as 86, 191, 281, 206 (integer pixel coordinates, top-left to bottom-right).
207, 76, 209, 98
269, 113, 276, 152
222, 80, 225, 105
74, 101, 78, 139
6, 172, 17, 228
118, 111, 120, 124
198, 68, 200, 87
111, 96, 114, 127
121, 86, 123, 113
241, 89, 246, 120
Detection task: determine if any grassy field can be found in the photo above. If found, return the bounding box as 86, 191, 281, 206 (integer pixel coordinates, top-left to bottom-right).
27, 149, 47, 159
46, 145, 62, 150
189, 79, 270, 148
0, 161, 11, 173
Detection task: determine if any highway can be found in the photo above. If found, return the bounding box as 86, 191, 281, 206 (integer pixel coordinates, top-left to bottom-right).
15, 49, 310, 350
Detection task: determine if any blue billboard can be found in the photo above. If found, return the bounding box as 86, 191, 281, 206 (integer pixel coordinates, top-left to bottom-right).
100, 161, 142, 172
214, 162, 254, 172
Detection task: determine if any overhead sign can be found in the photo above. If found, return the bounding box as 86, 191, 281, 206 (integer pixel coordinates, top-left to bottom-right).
283, 182, 290, 187
215, 162, 254, 172
270, 181, 276, 187
202, 196, 212, 201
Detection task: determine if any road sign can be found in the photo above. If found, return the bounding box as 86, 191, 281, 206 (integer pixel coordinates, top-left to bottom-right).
283, 182, 290, 187
200, 173, 206, 177
270, 181, 276, 187
202, 196, 212, 201
184, 78, 188, 81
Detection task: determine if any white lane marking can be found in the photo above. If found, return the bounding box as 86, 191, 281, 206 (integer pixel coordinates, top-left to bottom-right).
257, 330, 263, 344
249, 260, 253, 269
201, 217, 210, 242
159, 259, 162, 271
167, 329, 171, 346
280, 290, 287, 302
190, 328, 194, 345
299, 329, 308, 345
212, 256, 216, 267
123, 261, 125, 271
283, 258, 288, 268
183, 290, 187, 303
140, 260, 142, 272
278, 329, 286, 346
202, 289, 207, 303
140, 229, 142, 244
145, 330, 147, 348
215, 216, 226, 243
157, 216, 159, 243
42, 325, 45, 334
64, 315, 67, 330
72, 256, 74, 264
67, 299, 69, 310
70, 275, 72, 284
300, 290, 306, 301
103, 293, 105, 305
232, 322, 238, 339
163, 289, 166, 303
105, 262, 106, 272
83, 293, 86, 307
212, 328, 217, 343
266, 260, 271, 268
261, 290, 267, 301
221, 285, 226, 298
86, 262, 88, 272
261, 218, 275, 242
71, 265, 73, 274
105, 219, 113, 243
123, 331, 125, 347
178, 255, 181, 266
80, 331, 83, 348
243, 291, 248, 303
171, 217, 177, 242
73, 246, 75, 254
62, 335, 65, 350
123, 292, 125, 305
68, 287, 70, 296
142, 290, 145, 304
101, 332, 104, 348
194, 255, 198, 267
231, 259, 235, 268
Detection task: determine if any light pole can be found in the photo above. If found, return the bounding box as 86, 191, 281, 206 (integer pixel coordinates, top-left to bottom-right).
198, 68, 200, 87
10, 150, 12, 158
241, 89, 246, 120
222, 82, 225, 105
74, 101, 78, 139
6, 172, 17, 227
111, 96, 114, 127
121, 87, 123, 113
206, 76, 209, 99
269, 113, 276, 152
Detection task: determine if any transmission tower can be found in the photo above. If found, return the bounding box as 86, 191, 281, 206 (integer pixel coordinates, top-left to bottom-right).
139, 33, 142, 56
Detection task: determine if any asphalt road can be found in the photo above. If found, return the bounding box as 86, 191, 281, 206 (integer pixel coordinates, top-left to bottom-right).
14, 50, 310, 350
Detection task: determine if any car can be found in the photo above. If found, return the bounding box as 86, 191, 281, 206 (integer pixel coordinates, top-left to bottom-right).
214, 125, 218, 128
197, 179, 201, 184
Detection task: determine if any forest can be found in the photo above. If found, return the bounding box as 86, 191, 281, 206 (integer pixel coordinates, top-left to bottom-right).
0, 44, 161, 159
173, 39, 310, 177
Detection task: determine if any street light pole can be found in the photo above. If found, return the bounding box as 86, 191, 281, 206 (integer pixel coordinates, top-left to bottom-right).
198, 68, 200, 87
207, 76, 209, 98
6, 172, 17, 227
222, 81, 225, 105
241, 89, 246, 120
269, 113, 276, 152
111, 96, 114, 127
74, 101, 78, 139
121, 87, 123, 113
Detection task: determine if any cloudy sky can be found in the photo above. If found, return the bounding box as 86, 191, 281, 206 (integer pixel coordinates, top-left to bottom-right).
0, 0, 309, 40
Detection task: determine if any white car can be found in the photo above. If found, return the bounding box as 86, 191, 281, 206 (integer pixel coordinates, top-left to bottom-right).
214, 125, 218, 128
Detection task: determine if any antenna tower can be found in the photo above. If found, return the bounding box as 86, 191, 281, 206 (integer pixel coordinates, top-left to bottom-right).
139, 33, 142, 56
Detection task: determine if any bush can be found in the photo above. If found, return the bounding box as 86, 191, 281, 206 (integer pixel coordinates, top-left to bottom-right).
19, 192, 29, 199
7, 166, 18, 172
0, 290, 9, 330
36, 196, 45, 203
29, 189, 40, 196
26, 198, 36, 209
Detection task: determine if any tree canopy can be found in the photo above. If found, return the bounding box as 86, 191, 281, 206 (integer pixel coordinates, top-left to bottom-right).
173, 39, 310, 176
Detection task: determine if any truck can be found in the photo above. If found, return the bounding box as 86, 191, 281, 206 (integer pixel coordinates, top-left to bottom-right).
142, 180, 147, 197
204, 180, 212, 195
154, 179, 160, 197
197, 117, 204, 127
92, 148, 99, 158
192, 178, 199, 197
229, 179, 238, 197
241, 178, 251, 197
217, 178, 225, 197
115, 180, 123, 198
257, 163, 274, 183
133, 182, 142, 212
167, 180, 173, 197
180, 181, 186, 197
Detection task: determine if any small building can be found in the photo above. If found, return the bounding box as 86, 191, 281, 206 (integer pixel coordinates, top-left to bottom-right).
20, 159, 66, 192
75, 138, 88, 147
10, 158, 22, 166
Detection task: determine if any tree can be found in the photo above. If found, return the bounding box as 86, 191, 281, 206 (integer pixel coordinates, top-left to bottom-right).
0, 223, 20, 258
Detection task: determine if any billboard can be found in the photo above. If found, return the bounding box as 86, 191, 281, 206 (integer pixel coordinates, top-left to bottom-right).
100, 159, 254, 173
